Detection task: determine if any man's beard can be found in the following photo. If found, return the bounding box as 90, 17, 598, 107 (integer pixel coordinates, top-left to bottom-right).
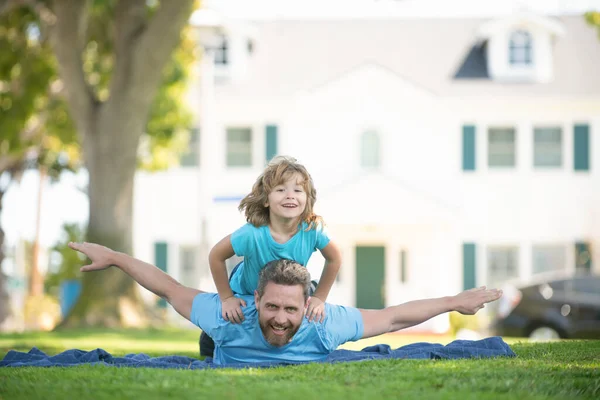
258, 315, 301, 347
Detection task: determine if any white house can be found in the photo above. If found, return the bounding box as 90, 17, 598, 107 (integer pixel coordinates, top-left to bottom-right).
132, 10, 600, 332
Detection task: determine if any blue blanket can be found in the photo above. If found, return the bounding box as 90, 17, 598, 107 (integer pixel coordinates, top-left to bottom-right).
0, 337, 515, 369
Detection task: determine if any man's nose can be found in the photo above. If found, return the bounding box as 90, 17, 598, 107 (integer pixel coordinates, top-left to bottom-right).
274, 310, 287, 324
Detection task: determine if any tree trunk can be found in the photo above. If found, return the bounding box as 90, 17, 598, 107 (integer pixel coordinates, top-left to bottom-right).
53, 0, 195, 328
29, 166, 45, 298
0, 188, 11, 326
60, 109, 148, 328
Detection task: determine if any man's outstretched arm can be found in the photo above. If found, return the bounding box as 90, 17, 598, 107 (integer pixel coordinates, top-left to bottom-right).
68, 242, 203, 321
359, 287, 502, 339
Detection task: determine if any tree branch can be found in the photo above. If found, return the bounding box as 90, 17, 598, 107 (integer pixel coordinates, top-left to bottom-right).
109, 0, 147, 96
129, 0, 194, 104
0, 154, 23, 176
0, 0, 24, 16
49, 0, 96, 135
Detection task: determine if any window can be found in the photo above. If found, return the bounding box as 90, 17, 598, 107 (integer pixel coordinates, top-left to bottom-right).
214, 35, 228, 65
534, 127, 562, 168
509, 30, 533, 65
226, 127, 252, 167
180, 128, 200, 167
487, 246, 519, 284
572, 277, 600, 294
575, 242, 592, 272
488, 127, 516, 167
532, 245, 566, 275
361, 131, 381, 169
179, 246, 197, 286
399, 250, 407, 283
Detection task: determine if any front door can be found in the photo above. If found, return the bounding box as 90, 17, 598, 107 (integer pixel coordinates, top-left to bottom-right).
355, 246, 385, 309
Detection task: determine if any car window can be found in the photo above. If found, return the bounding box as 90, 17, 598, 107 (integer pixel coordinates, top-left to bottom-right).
571, 277, 600, 294
549, 279, 566, 291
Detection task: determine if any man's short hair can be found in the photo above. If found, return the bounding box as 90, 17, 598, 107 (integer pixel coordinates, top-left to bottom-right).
256, 259, 311, 300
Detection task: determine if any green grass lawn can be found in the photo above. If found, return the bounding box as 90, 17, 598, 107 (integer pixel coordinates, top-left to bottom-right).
1, 329, 599, 400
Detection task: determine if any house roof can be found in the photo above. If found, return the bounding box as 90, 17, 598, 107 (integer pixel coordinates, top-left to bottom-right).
216, 16, 600, 98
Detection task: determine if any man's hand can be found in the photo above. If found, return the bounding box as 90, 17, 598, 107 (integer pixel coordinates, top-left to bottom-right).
306, 296, 326, 323
452, 286, 503, 315
68, 242, 117, 272
221, 296, 247, 324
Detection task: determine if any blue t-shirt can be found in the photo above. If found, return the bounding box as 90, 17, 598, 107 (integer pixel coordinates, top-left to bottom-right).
191, 293, 364, 365
229, 222, 330, 294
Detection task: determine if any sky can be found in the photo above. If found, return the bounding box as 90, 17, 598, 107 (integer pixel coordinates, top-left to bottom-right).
2, 0, 600, 271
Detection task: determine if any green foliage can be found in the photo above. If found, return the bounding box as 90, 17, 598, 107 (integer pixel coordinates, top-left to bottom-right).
585, 11, 600, 38
0, 5, 80, 182
0, 7, 55, 156
139, 23, 195, 171
0, 330, 599, 400
44, 223, 86, 296
0, 1, 196, 175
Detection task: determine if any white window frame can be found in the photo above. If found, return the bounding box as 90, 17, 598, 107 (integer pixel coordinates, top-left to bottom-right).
532, 244, 567, 276
487, 246, 519, 285
214, 35, 229, 66
533, 126, 562, 168
360, 130, 381, 170
180, 127, 200, 167
488, 127, 517, 168
226, 127, 253, 167
509, 30, 533, 66
179, 245, 198, 287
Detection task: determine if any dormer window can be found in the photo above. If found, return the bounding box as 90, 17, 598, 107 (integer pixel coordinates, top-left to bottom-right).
509, 30, 533, 66
214, 35, 228, 65
360, 130, 381, 170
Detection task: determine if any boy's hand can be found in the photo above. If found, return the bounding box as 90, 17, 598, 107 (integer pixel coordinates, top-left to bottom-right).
221, 296, 246, 324
306, 296, 326, 323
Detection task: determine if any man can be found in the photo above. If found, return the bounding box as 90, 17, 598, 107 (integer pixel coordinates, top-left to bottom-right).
68, 241, 502, 365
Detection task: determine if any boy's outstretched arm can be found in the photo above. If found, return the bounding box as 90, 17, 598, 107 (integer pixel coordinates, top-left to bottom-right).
359, 286, 503, 339
68, 242, 203, 321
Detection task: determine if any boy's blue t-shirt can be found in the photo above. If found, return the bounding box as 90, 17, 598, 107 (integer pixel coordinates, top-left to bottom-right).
191, 293, 364, 365
229, 222, 330, 294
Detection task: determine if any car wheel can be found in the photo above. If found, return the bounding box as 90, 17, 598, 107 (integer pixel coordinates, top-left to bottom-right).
528, 326, 561, 342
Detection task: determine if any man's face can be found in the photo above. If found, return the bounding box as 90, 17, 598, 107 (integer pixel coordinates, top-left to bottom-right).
254, 282, 308, 347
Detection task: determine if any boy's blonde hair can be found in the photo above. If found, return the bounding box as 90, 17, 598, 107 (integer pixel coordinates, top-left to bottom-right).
239, 156, 323, 229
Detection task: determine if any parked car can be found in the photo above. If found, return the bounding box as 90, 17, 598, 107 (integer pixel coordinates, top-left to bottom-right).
490, 274, 600, 340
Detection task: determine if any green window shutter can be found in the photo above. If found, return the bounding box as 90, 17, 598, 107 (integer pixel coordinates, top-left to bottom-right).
575, 242, 592, 272
154, 242, 168, 308
265, 124, 278, 162
462, 125, 476, 171
463, 243, 476, 290
574, 124, 590, 171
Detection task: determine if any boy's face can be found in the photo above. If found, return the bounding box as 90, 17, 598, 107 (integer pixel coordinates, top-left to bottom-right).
265, 172, 308, 222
